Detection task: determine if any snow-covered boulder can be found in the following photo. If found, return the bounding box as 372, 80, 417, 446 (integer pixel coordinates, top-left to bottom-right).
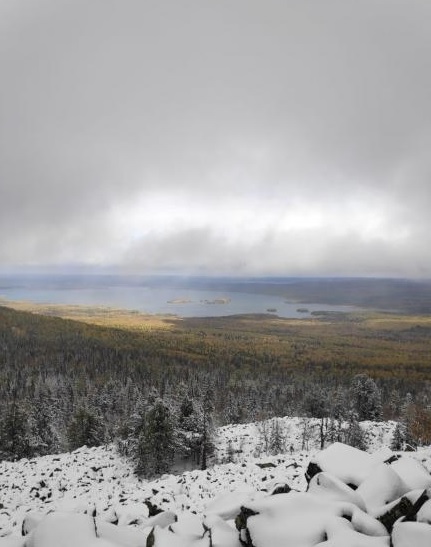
308, 472, 366, 510
144, 511, 176, 529
372, 489, 429, 531
311, 442, 379, 486
169, 513, 205, 540
417, 499, 431, 524
21, 513, 44, 536
356, 463, 409, 511
390, 456, 431, 491
314, 517, 390, 546
235, 491, 388, 547
24, 512, 114, 547
95, 520, 150, 547
205, 488, 262, 520
147, 526, 210, 547
114, 504, 150, 526
203, 515, 241, 547
2, 422, 431, 547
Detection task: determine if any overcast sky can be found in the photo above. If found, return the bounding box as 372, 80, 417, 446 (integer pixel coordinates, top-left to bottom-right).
1, 0, 431, 277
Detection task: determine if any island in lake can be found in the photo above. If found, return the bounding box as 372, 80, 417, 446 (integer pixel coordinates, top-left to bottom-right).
297, 308, 310, 313
167, 298, 193, 304
201, 297, 231, 305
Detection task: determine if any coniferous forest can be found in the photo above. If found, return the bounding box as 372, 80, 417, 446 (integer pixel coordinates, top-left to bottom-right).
1, 303, 431, 476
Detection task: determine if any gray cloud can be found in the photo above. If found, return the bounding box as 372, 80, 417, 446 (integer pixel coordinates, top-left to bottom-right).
122, 223, 431, 278
1, 0, 431, 276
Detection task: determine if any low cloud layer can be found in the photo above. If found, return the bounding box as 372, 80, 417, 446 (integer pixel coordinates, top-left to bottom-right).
1, 0, 431, 276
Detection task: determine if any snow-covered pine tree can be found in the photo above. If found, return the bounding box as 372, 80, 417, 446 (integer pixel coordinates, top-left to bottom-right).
303, 386, 330, 449
134, 397, 177, 477
28, 383, 62, 455
269, 418, 286, 455
391, 422, 406, 450
0, 400, 32, 460
67, 405, 105, 450
399, 392, 417, 448
344, 412, 368, 450
177, 382, 216, 470
327, 388, 348, 444
350, 374, 382, 421
194, 384, 215, 470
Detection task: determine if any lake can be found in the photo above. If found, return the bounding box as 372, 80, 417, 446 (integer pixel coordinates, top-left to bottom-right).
0, 275, 360, 318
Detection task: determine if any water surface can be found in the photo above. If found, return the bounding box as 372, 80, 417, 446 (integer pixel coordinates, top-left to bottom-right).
0, 276, 360, 318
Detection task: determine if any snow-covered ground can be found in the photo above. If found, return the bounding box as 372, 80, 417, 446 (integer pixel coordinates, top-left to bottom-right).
1, 417, 431, 546
215, 416, 397, 461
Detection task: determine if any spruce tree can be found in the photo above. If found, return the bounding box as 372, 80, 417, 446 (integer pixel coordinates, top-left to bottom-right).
134, 397, 176, 477
195, 385, 215, 470
391, 423, 406, 451
0, 401, 32, 460
269, 418, 286, 455
28, 384, 62, 455
350, 374, 382, 421
344, 412, 368, 450
400, 393, 416, 447
67, 406, 105, 450
303, 387, 330, 449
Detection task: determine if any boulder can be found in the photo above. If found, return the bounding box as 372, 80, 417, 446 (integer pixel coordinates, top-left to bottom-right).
235, 492, 364, 547
203, 515, 241, 547
21, 513, 44, 536
376, 490, 429, 532
169, 513, 205, 540
268, 483, 291, 496
416, 499, 431, 524
96, 520, 150, 547
146, 526, 210, 547
389, 457, 431, 491
314, 517, 390, 546
206, 488, 260, 521
305, 462, 322, 484
313, 443, 379, 487
115, 504, 150, 526
308, 472, 366, 510
23, 512, 116, 547
356, 464, 409, 511
145, 512, 176, 530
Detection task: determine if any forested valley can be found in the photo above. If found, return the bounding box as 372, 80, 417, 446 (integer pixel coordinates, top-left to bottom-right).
1, 304, 431, 476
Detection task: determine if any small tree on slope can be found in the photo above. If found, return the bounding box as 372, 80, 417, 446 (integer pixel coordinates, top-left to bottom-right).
0, 401, 32, 460
391, 422, 406, 451
350, 374, 382, 421
67, 406, 105, 450
344, 412, 368, 451
134, 397, 177, 477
